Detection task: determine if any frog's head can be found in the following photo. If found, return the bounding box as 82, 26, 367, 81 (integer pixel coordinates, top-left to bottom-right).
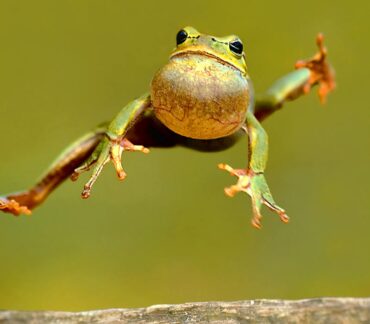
170, 26, 248, 75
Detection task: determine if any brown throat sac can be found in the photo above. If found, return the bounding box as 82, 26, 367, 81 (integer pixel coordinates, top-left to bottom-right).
150, 54, 251, 140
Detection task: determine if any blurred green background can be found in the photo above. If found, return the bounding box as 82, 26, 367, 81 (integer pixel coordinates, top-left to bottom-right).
0, 0, 369, 311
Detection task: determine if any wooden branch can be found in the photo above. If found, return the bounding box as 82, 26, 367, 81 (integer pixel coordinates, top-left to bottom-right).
1, 298, 369, 323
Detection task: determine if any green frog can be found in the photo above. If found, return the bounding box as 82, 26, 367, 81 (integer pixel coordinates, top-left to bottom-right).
0, 27, 335, 228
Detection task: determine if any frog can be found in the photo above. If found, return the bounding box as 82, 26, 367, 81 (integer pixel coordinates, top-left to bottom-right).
0, 26, 335, 228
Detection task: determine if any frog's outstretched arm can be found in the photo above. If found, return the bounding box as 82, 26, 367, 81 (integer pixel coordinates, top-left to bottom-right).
254, 33, 335, 121
70, 93, 152, 199
218, 113, 289, 228
0, 93, 177, 216
218, 34, 335, 228
0, 125, 107, 215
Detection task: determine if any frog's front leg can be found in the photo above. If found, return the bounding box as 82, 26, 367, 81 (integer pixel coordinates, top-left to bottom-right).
71, 93, 151, 198
218, 112, 288, 229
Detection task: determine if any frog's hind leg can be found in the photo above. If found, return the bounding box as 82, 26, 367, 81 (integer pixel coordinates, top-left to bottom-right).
254, 33, 335, 121
0, 125, 107, 216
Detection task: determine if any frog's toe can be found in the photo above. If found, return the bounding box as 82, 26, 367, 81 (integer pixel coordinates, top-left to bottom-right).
81, 143, 111, 199
250, 198, 263, 229
0, 198, 31, 216
109, 138, 150, 181
121, 138, 150, 154
71, 157, 98, 181
70, 141, 105, 181
250, 174, 289, 225
250, 190, 288, 229
110, 138, 150, 180
218, 163, 251, 196
261, 194, 289, 223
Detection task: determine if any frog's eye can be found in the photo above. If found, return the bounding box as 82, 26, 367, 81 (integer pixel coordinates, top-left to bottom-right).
176, 29, 188, 45
229, 40, 243, 56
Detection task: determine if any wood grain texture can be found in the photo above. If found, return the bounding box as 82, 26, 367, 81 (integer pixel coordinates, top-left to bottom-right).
1, 298, 369, 323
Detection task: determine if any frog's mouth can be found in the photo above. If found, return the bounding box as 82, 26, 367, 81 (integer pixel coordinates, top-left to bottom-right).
171, 50, 245, 74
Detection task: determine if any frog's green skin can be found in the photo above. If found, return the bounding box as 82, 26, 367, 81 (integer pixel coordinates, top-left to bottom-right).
0, 27, 335, 229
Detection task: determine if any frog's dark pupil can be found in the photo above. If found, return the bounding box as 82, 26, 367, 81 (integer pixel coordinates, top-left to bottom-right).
176, 29, 188, 45
229, 40, 243, 55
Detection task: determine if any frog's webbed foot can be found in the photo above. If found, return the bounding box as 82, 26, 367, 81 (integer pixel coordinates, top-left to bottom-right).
218, 163, 289, 229
295, 33, 336, 103
0, 198, 31, 216
71, 136, 149, 199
